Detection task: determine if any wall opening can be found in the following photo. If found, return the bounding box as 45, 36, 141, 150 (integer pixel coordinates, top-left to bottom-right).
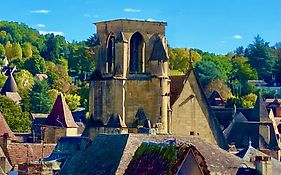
107, 35, 115, 73
129, 32, 145, 73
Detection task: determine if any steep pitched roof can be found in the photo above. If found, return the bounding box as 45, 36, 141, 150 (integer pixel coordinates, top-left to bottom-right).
0, 73, 18, 94
212, 107, 253, 130
170, 69, 229, 150
208, 90, 225, 106
0, 112, 16, 140
106, 114, 127, 128
249, 94, 271, 122
149, 37, 168, 61
60, 134, 243, 175
124, 141, 209, 175
45, 93, 78, 128
223, 112, 248, 138
225, 120, 280, 150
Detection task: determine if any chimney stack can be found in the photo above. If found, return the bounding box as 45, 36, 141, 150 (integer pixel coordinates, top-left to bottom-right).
251, 156, 272, 175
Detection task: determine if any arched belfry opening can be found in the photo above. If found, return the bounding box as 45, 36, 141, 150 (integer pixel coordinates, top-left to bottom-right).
129, 32, 145, 73
106, 35, 115, 73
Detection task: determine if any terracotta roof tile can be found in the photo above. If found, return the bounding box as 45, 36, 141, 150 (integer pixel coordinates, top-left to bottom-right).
6, 143, 55, 166
0, 112, 16, 140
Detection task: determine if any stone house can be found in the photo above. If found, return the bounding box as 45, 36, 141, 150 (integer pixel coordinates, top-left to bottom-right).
42, 93, 79, 143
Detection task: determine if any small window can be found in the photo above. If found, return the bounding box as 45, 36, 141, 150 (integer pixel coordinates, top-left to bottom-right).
190, 131, 195, 135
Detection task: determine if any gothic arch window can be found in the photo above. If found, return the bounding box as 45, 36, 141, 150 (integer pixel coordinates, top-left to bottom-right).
106, 35, 115, 73
129, 32, 145, 73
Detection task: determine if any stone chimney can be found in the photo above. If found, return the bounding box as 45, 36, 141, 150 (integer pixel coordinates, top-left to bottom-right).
251, 156, 272, 175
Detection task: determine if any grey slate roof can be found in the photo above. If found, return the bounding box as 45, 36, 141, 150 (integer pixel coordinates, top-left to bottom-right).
249, 94, 271, 122
60, 134, 244, 175
149, 37, 168, 61
0, 73, 18, 94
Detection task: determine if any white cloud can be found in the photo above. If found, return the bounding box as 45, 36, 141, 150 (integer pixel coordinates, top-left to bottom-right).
84, 14, 91, 18
39, 30, 64, 36
124, 8, 141, 13
94, 14, 99, 18
36, 24, 46, 28
30, 10, 50, 14
233, 35, 243, 40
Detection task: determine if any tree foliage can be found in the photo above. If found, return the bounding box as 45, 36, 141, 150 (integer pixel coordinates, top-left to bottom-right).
168, 48, 201, 73
65, 93, 81, 111
241, 93, 257, 108
246, 35, 276, 82
0, 95, 31, 132
30, 80, 52, 113
195, 58, 227, 87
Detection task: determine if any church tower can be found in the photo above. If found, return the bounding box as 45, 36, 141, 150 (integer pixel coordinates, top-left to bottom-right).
89, 19, 170, 135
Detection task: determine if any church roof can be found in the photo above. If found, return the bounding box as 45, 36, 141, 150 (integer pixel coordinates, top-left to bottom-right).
45, 93, 78, 128
0, 112, 16, 140
106, 114, 127, 128
0, 73, 18, 94
224, 117, 280, 150
124, 141, 209, 175
170, 68, 229, 150
208, 90, 226, 106
249, 94, 271, 122
60, 134, 244, 175
149, 37, 168, 61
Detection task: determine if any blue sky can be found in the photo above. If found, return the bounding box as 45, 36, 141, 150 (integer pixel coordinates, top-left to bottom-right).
0, 0, 280, 54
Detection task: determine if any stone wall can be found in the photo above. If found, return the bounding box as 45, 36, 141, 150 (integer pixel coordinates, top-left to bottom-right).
171, 80, 217, 145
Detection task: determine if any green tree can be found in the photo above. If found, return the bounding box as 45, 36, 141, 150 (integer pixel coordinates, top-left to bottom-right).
0, 43, 5, 57
46, 61, 72, 93
78, 83, 89, 110
22, 42, 33, 58
23, 54, 47, 75
0, 73, 7, 87
241, 93, 257, 108
48, 89, 59, 105
12, 42, 22, 60
246, 35, 276, 82
195, 58, 227, 87
14, 70, 34, 111
0, 95, 31, 132
5, 41, 13, 60
65, 93, 81, 111
30, 80, 52, 113
168, 48, 201, 73
232, 56, 258, 83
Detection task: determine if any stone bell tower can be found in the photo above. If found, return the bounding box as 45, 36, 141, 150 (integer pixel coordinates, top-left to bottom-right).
89, 19, 170, 134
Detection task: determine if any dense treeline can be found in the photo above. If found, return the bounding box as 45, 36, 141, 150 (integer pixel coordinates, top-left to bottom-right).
169, 35, 281, 108
0, 21, 95, 131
